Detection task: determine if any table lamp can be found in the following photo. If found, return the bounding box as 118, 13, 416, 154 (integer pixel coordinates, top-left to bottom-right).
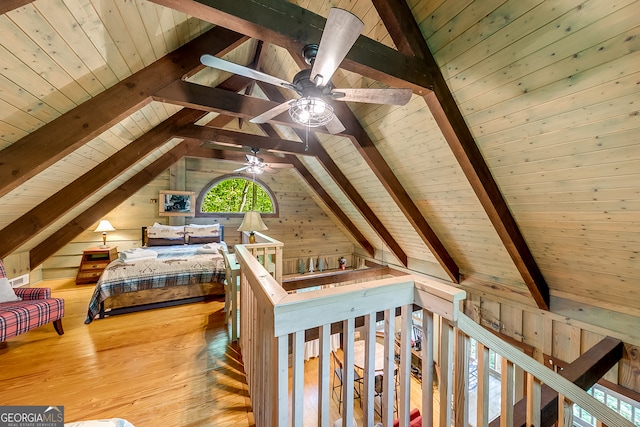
237, 211, 268, 244
94, 220, 115, 248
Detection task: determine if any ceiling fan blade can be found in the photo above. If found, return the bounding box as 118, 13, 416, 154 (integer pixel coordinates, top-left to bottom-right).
200, 54, 295, 91
249, 100, 295, 124
331, 88, 413, 105
310, 8, 364, 86
325, 116, 346, 134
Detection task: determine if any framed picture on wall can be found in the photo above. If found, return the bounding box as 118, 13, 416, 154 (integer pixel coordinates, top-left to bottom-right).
159, 190, 195, 216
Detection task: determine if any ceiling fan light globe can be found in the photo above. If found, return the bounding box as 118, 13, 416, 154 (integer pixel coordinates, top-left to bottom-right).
289, 96, 333, 127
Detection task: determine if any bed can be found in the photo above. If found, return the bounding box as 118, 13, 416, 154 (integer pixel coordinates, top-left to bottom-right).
85, 224, 227, 323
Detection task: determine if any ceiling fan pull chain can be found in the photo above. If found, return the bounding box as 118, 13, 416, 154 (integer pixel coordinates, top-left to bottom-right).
305, 123, 309, 152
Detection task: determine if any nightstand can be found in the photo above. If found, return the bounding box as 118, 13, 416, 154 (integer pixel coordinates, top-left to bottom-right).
76, 246, 118, 285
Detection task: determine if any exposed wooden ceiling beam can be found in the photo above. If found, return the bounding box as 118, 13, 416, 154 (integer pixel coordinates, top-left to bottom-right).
0, 0, 33, 15
0, 109, 206, 261
154, 80, 338, 134
176, 124, 313, 156
287, 155, 376, 258
30, 139, 202, 269
0, 27, 247, 198
147, 0, 435, 94
257, 82, 408, 267
373, 0, 549, 309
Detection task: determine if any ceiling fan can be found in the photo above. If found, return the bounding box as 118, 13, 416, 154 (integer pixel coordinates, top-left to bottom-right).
200, 8, 413, 134
233, 147, 268, 174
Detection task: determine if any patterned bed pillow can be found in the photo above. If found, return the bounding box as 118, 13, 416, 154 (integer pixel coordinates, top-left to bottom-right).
146, 225, 185, 240
0, 259, 6, 278
185, 224, 220, 244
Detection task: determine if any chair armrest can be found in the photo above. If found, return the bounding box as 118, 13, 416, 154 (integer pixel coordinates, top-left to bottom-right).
14, 287, 51, 300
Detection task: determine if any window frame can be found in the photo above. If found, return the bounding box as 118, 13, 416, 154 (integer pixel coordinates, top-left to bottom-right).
195, 173, 279, 219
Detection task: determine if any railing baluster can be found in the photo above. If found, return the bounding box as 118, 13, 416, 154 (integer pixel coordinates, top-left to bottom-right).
362, 313, 376, 427
398, 305, 412, 425
526, 373, 541, 427
342, 318, 356, 426
454, 329, 469, 427
422, 310, 434, 427
292, 330, 305, 426
476, 342, 490, 427
440, 319, 453, 427
318, 324, 331, 427
276, 334, 288, 427
500, 357, 514, 427
383, 308, 397, 426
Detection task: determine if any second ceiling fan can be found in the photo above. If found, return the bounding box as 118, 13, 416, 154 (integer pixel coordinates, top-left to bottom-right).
200, 8, 413, 134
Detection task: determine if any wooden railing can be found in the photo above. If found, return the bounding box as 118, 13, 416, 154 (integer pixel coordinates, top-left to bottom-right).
233, 241, 632, 427
239, 230, 283, 283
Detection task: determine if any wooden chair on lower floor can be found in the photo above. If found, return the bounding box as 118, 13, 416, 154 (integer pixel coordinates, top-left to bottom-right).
331, 350, 362, 412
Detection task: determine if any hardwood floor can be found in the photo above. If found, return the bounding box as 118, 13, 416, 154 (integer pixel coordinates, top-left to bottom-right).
0, 280, 437, 426
0, 279, 254, 426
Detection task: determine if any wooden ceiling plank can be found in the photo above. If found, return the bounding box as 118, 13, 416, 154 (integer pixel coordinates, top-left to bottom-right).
29, 139, 202, 269
256, 81, 408, 267
287, 154, 376, 257
373, 0, 549, 308
0, 27, 247, 198
0, 109, 206, 261
146, 0, 434, 94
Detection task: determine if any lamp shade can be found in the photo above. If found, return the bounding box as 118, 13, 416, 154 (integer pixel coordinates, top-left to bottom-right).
94, 220, 115, 233
237, 211, 268, 232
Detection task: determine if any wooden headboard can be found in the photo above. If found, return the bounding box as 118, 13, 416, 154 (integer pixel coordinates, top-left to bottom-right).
141, 225, 225, 246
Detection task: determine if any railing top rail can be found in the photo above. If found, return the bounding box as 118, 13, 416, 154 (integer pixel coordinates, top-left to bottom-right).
235, 244, 287, 306
246, 231, 284, 247
272, 275, 466, 336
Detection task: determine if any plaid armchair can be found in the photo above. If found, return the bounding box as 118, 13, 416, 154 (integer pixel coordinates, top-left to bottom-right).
0, 260, 65, 342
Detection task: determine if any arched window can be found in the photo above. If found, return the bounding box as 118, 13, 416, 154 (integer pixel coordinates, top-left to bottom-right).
196, 174, 277, 217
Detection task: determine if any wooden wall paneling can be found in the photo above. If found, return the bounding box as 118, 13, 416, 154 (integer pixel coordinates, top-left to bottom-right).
522, 310, 547, 364
288, 155, 375, 256
618, 344, 640, 393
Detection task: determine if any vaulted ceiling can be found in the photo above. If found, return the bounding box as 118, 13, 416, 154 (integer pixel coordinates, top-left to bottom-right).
0, 0, 638, 318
